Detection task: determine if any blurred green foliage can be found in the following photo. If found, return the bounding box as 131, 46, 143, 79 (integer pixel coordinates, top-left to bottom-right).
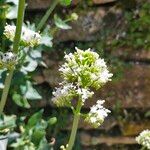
112, 2, 150, 50
11, 110, 57, 149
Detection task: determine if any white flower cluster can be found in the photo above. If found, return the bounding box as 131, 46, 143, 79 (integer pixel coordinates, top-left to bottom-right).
85, 100, 111, 128
52, 83, 94, 106
0, 52, 17, 70
136, 129, 150, 149
77, 88, 94, 103
4, 24, 41, 47
59, 47, 113, 89
52, 83, 76, 107
52, 48, 112, 127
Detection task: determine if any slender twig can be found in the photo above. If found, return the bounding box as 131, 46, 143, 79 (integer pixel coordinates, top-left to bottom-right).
0, 0, 25, 114
36, 0, 59, 31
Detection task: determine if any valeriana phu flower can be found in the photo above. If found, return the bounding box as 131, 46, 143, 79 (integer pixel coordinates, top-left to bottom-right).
0, 52, 17, 70
59, 47, 113, 89
52, 83, 76, 107
85, 100, 111, 128
136, 129, 150, 149
4, 24, 41, 47
52, 83, 94, 107
52, 48, 113, 107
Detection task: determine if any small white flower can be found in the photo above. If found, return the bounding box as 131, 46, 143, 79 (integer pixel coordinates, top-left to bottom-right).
85, 100, 111, 128
136, 130, 150, 149
95, 59, 106, 68
4, 24, 41, 47
90, 116, 97, 123
76, 88, 94, 103
99, 69, 113, 83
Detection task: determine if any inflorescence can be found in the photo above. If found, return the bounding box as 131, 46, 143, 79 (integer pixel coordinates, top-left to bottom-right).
4, 24, 41, 47
52, 47, 112, 127
85, 100, 111, 128
0, 52, 17, 70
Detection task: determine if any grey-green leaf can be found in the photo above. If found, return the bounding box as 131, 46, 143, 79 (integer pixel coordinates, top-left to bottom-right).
21, 81, 42, 100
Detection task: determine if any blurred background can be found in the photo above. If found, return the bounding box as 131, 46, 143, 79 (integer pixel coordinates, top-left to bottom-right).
1, 0, 150, 149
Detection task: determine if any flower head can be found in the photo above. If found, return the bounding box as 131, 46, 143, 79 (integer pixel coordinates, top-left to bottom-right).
136, 130, 150, 149
85, 100, 111, 128
59, 47, 113, 89
53, 48, 113, 107
4, 24, 41, 47
0, 52, 17, 70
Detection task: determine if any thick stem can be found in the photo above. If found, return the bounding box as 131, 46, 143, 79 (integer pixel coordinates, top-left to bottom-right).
0, 0, 25, 114
36, 0, 59, 31
13, 0, 25, 53
67, 101, 82, 150
0, 69, 14, 113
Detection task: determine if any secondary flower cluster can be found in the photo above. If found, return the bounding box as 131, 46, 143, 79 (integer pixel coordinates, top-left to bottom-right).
4, 24, 41, 47
136, 129, 150, 149
52, 48, 112, 127
0, 52, 17, 70
85, 100, 111, 128
52, 83, 94, 106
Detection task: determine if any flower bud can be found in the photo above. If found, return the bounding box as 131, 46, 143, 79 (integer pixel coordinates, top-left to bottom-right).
71, 13, 78, 21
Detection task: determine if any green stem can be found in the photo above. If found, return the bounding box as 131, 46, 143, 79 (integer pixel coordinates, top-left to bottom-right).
0, 69, 14, 113
36, 0, 59, 31
67, 114, 80, 150
0, 0, 25, 114
2, 5, 7, 51
67, 101, 82, 150
13, 0, 25, 53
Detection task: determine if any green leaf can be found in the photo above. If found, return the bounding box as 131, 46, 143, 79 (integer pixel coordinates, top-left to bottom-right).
27, 110, 44, 128
0, 114, 16, 133
41, 34, 53, 47
21, 56, 38, 73
20, 81, 42, 100
48, 117, 57, 126
32, 129, 46, 146
60, 0, 72, 6
38, 137, 50, 150
54, 14, 72, 30
12, 93, 30, 108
